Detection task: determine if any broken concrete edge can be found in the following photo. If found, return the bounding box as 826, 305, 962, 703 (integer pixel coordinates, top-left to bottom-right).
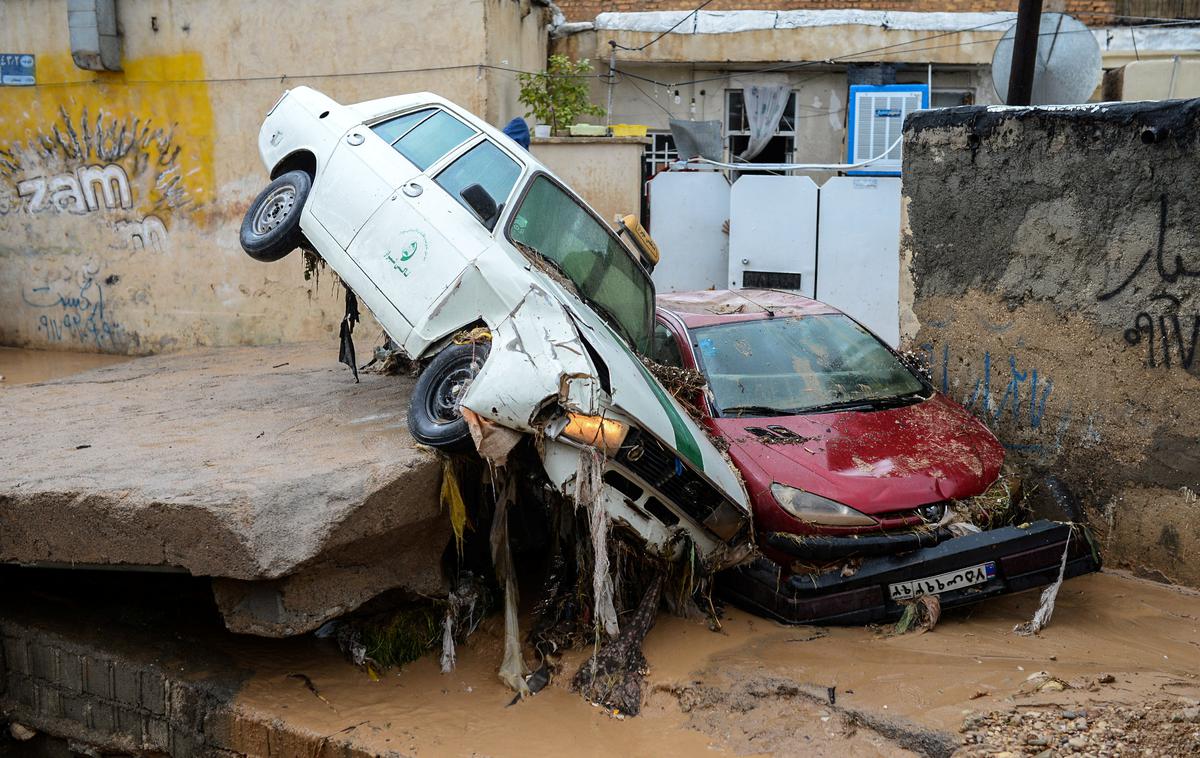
0, 617, 402, 758
904, 98, 1200, 143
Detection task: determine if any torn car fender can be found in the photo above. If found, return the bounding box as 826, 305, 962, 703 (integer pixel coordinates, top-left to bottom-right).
460, 285, 601, 432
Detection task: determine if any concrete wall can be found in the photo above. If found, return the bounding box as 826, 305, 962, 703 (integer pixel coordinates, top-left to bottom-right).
900, 100, 1200, 587
0, 0, 547, 354
531, 137, 647, 226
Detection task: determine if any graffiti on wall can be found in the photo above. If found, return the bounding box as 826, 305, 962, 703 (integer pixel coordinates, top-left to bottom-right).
1098, 194, 1199, 371
0, 52, 215, 352
20, 263, 132, 351
0, 104, 205, 253
917, 340, 1099, 459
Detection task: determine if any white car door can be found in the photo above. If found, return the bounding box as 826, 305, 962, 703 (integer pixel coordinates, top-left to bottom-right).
347, 133, 525, 350
308, 107, 480, 344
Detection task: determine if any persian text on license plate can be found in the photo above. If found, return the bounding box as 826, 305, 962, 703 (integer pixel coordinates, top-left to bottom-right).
888, 562, 996, 601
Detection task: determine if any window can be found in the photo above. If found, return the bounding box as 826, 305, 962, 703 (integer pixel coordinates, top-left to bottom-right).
435, 140, 522, 229
642, 132, 679, 178
370, 108, 475, 171
371, 108, 435, 144
510, 176, 653, 354
653, 322, 684, 368
640, 131, 679, 225
691, 315, 925, 416
724, 89, 797, 179
931, 89, 975, 108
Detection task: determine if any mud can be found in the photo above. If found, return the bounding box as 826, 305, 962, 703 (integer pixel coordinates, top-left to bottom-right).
2, 565, 1197, 757
0, 346, 131, 385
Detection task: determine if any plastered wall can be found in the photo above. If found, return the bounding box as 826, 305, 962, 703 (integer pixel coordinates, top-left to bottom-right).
0, 0, 547, 354
901, 100, 1200, 586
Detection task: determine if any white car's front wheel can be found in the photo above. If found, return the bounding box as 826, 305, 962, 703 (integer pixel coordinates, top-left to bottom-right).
240, 170, 311, 262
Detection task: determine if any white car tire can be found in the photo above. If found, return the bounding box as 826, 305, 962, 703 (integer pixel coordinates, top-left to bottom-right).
240, 170, 311, 262
408, 342, 490, 451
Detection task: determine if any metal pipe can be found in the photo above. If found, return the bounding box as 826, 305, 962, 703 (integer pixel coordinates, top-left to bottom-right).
1006, 0, 1044, 106
606, 41, 616, 129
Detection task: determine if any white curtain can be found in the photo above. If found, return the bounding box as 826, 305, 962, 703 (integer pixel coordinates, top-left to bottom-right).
738, 84, 790, 162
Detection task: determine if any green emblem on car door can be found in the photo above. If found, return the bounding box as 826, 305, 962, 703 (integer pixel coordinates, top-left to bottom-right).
384, 229, 428, 277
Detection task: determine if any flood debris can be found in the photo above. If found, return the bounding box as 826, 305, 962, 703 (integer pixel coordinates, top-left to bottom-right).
571, 574, 664, 717
894, 594, 941, 635
287, 673, 337, 712
1014, 525, 1073, 636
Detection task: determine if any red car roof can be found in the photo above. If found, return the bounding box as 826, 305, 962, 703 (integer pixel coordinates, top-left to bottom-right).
655, 289, 842, 329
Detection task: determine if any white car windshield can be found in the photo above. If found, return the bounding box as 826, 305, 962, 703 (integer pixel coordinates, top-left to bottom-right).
509, 176, 653, 354
692, 315, 927, 417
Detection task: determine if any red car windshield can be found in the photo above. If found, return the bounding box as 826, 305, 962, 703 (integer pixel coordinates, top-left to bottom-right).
691, 314, 927, 417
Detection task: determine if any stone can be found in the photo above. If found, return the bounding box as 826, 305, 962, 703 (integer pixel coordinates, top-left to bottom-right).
0, 344, 449, 636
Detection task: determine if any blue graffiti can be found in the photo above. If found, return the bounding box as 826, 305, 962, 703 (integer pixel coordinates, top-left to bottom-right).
963, 352, 1054, 429
22, 266, 124, 350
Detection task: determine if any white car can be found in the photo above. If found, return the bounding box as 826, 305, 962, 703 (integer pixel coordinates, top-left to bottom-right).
241, 87, 750, 567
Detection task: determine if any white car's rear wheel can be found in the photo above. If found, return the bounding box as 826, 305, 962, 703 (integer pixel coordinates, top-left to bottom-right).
240, 170, 311, 262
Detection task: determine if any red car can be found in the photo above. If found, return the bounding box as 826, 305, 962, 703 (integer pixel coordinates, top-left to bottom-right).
653, 290, 1099, 624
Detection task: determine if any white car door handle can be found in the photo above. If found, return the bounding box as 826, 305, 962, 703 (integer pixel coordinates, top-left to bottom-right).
402, 181, 423, 197
346, 132, 365, 146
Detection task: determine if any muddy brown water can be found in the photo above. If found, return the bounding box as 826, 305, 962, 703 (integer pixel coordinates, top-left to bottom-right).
0, 347, 131, 385
224, 572, 1199, 757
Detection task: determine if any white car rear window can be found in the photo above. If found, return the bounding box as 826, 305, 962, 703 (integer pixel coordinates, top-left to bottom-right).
371, 108, 476, 171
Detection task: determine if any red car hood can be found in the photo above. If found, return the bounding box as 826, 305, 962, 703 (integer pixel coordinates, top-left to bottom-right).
714, 394, 1004, 515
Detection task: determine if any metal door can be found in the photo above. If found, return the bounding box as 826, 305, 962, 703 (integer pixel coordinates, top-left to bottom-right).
728, 176, 818, 296
647, 172, 731, 292
815, 176, 902, 346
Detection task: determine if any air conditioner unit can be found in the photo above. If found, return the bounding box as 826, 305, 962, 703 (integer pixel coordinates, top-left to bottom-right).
846, 84, 928, 176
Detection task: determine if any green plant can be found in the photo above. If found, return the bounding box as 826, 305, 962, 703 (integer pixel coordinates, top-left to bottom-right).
518, 55, 605, 134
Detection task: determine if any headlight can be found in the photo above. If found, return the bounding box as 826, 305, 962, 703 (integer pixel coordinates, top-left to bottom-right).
560, 413, 628, 457
770, 483, 878, 526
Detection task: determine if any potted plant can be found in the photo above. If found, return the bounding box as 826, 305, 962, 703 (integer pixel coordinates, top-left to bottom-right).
518, 54, 605, 137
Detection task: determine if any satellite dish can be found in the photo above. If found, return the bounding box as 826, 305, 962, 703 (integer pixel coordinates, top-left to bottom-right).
992, 13, 1102, 104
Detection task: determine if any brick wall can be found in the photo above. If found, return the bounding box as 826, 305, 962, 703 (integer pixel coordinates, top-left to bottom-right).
557, 1, 1119, 23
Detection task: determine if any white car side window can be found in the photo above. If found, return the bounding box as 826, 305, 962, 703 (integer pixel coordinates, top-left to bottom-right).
370, 108, 476, 170
435, 140, 521, 229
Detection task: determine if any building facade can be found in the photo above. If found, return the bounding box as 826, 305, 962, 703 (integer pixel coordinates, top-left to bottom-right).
0, 0, 548, 354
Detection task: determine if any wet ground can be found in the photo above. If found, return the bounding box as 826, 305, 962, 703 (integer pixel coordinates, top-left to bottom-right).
3, 566, 1196, 757
0, 347, 131, 385
244, 571, 1195, 757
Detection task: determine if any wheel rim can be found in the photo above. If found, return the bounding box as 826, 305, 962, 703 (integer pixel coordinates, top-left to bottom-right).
427, 356, 483, 425
252, 185, 297, 235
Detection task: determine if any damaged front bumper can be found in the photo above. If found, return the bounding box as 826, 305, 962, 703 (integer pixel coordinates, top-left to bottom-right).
717, 520, 1101, 625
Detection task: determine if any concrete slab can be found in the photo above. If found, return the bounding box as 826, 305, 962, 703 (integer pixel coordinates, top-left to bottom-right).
0, 343, 449, 636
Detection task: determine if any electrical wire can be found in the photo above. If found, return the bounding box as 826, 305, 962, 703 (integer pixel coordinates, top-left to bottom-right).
610, 15, 1200, 90
611, 0, 716, 52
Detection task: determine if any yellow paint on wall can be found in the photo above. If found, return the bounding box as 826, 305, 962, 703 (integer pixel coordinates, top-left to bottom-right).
0, 52, 215, 222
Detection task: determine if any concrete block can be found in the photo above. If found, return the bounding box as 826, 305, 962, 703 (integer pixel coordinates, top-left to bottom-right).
2, 635, 28, 676
145, 717, 170, 750
34, 681, 63, 718
61, 692, 88, 723
0, 345, 450, 637
140, 671, 167, 715
9, 674, 35, 707
171, 726, 197, 758
83, 656, 113, 699
29, 642, 57, 681
59, 651, 84, 694
114, 706, 145, 743
113, 665, 139, 707
86, 699, 117, 734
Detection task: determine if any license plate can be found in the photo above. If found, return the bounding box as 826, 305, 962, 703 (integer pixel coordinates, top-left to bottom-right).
888, 562, 996, 601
